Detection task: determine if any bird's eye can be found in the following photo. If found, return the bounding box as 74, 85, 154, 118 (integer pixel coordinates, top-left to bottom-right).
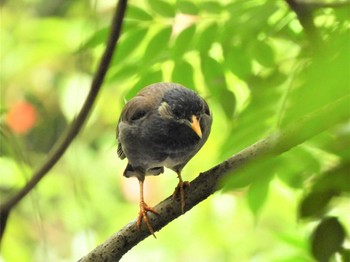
172, 108, 184, 120
130, 110, 146, 121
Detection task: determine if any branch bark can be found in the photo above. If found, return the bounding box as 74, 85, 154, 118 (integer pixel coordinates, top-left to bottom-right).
0, 0, 128, 242
78, 95, 350, 262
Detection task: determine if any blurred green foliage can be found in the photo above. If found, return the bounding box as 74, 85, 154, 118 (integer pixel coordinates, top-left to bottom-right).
0, 0, 349, 261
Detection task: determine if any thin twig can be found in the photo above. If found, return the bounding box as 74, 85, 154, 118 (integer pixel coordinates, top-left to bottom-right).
78, 95, 349, 262
0, 0, 128, 242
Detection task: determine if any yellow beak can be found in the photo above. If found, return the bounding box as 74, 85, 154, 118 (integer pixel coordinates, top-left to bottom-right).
191, 115, 202, 138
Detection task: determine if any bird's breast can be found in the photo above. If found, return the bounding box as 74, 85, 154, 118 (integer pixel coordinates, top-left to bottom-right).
118, 114, 207, 172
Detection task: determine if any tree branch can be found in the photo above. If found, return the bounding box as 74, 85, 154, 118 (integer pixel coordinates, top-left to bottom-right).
79, 95, 349, 262
297, 0, 350, 9
0, 0, 128, 242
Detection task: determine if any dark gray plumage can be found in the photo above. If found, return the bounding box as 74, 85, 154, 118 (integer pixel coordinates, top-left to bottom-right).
116, 82, 212, 235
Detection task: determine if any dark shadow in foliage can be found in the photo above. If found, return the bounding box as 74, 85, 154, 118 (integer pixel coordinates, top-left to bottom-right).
311, 217, 346, 262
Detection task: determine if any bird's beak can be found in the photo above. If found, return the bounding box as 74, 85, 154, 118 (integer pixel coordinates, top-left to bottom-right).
190, 115, 202, 138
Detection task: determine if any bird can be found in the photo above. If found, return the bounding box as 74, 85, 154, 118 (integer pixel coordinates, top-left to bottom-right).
116, 82, 212, 235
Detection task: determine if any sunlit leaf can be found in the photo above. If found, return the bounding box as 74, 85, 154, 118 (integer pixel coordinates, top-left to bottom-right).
223, 158, 276, 190
247, 176, 270, 215
199, 1, 222, 14
289, 146, 320, 172
276, 144, 321, 188
275, 231, 309, 250
148, 0, 175, 17
79, 27, 109, 50
143, 27, 172, 64
251, 40, 275, 67
201, 55, 236, 118
309, 131, 350, 162
113, 27, 148, 63
276, 162, 305, 189
225, 46, 252, 79
220, 73, 283, 156
226, 1, 280, 43
196, 22, 218, 52
176, 1, 199, 15
107, 64, 138, 82
219, 89, 236, 119
127, 5, 153, 20
122, 20, 141, 32
200, 55, 225, 95
311, 217, 345, 262
220, 108, 273, 157
126, 69, 163, 100
282, 44, 349, 127
171, 60, 195, 88
171, 25, 196, 59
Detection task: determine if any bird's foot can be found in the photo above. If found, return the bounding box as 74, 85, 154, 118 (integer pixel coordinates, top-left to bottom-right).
173, 181, 190, 213
137, 201, 159, 237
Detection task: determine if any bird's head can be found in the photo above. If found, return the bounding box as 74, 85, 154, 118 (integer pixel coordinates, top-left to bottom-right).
158, 87, 210, 139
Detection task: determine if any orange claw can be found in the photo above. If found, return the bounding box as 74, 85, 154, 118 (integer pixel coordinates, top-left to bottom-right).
173, 172, 190, 213
137, 201, 159, 237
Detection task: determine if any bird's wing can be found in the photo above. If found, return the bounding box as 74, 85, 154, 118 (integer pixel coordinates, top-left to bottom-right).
116, 86, 163, 159
117, 141, 125, 159
120, 96, 155, 123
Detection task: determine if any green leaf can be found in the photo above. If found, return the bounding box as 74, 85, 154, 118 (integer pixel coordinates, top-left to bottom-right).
311, 217, 346, 262
223, 158, 276, 190
219, 73, 283, 156
143, 27, 172, 64
0, 107, 8, 116
340, 248, 350, 262
127, 5, 153, 20
251, 40, 275, 67
126, 69, 163, 100
276, 146, 321, 189
225, 46, 252, 79
296, 163, 350, 220
276, 159, 306, 189
113, 27, 148, 62
148, 0, 175, 17
122, 20, 140, 32
196, 22, 218, 52
281, 42, 349, 128
107, 64, 138, 82
219, 89, 236, 119
201, 55, 236, 118
201, 55, 225, 95
313, 164, 350, 193
299, 191, 336, 219
199, 1, 222, 14
290, 146, 321, 173
176, 1, 199, 15
171, 60, 195, 88
79, 27, 109, 50
247, 177, 270, 215
171, 25, 196, 59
